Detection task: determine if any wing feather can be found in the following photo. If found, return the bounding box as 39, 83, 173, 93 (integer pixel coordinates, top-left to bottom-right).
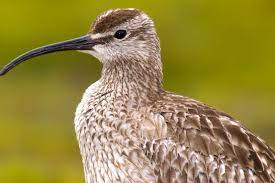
142, 92, 275, 182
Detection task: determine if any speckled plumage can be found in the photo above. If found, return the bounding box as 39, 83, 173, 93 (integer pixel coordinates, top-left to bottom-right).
1, 7, 273, 183
73, 8, 275, 183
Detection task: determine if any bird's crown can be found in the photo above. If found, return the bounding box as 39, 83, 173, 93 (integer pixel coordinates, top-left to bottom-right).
91, 8, 142, 34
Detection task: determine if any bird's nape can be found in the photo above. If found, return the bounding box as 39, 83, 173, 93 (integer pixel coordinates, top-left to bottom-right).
0, 35, 100, 76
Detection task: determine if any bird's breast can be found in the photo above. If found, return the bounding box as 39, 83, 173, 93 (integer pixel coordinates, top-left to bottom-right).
73, 80, 165, 183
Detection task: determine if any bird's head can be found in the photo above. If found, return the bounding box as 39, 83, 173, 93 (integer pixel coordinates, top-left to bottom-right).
88, 9, 160, 63
0, 8, 161, 77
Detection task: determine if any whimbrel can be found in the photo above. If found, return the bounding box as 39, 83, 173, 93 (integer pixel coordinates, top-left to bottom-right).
1, 8, 275, 183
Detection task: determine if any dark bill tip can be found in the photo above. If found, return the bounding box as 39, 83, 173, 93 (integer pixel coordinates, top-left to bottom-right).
0, 68, 6, 76
0, 35, 98, 76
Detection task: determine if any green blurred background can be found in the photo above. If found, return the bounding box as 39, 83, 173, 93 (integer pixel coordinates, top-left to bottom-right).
0, 0, 275, 182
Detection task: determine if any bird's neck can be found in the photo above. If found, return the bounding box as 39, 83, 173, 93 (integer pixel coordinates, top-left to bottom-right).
99, 58, 163, 103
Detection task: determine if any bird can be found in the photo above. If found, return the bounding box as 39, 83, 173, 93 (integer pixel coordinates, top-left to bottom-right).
0, 8, 275, 183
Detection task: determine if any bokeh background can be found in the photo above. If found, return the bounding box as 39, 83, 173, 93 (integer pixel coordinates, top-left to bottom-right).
0, 0, 275, 182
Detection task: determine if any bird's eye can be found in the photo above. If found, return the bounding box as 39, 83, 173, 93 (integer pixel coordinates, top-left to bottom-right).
114, 30, 127, 39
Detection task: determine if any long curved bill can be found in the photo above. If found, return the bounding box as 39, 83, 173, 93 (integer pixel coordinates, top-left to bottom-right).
0, 35, 98, 76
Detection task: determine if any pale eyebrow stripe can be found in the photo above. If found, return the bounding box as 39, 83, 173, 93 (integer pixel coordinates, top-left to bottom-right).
91, 32, 113, 39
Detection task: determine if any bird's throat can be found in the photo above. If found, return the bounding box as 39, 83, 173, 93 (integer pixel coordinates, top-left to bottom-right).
100, 58, 163, 102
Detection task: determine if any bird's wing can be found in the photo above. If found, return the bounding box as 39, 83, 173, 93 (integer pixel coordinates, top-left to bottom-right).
143, 92, 275, 182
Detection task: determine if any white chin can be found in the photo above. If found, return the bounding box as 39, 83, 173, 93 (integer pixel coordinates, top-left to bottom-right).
78, 49, 106, 63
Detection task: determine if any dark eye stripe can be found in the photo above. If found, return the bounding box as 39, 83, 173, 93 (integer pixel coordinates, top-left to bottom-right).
95, 35, 114, 43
